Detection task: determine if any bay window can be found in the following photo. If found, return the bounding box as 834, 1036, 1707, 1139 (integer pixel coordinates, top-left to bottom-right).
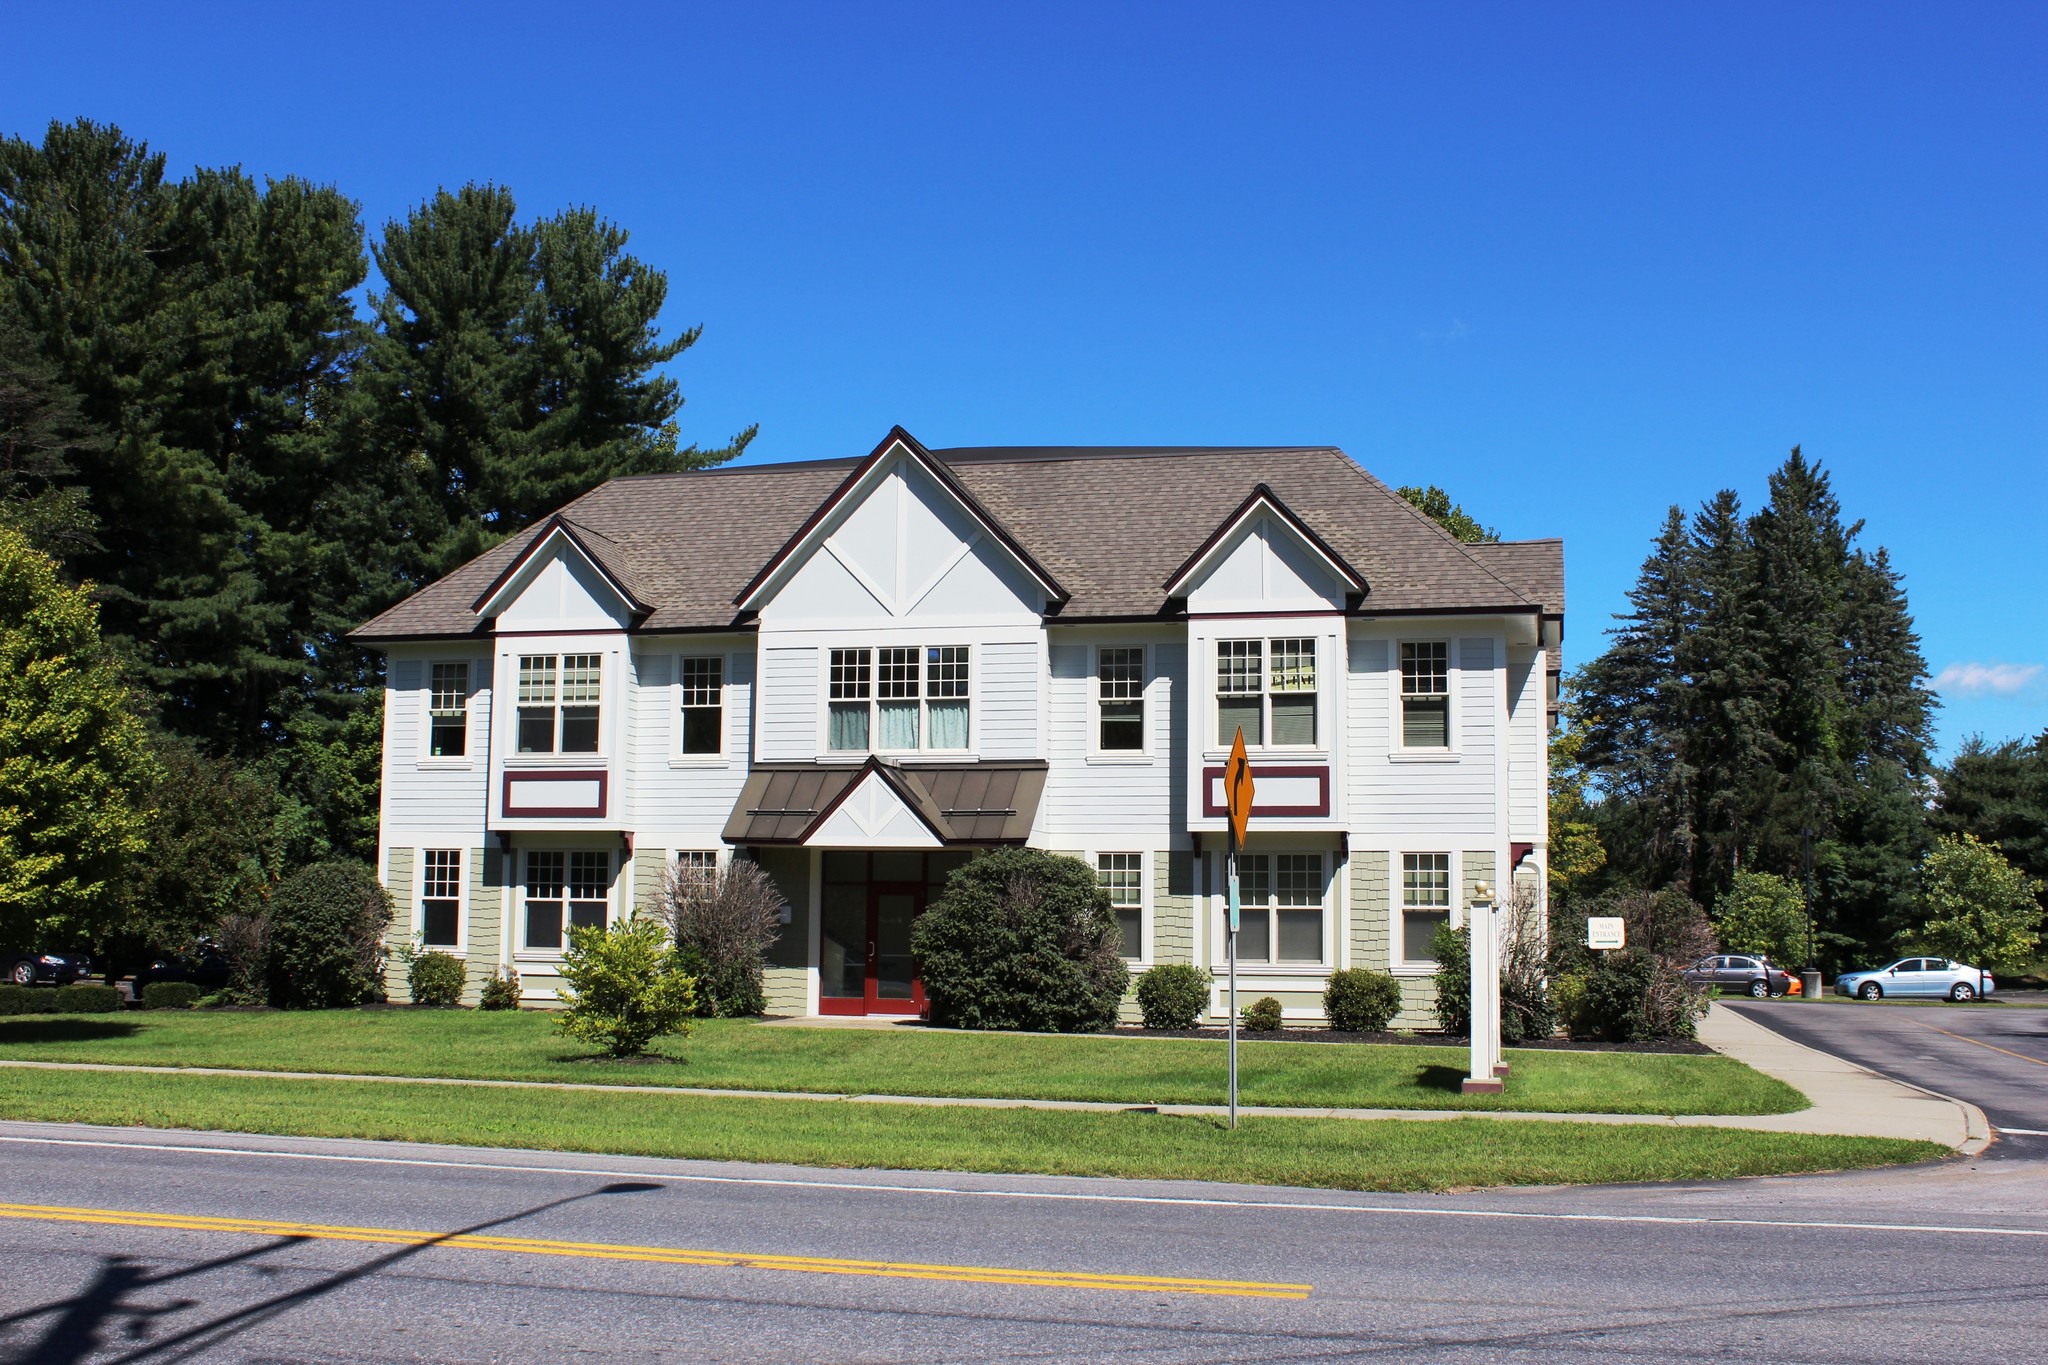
828, 645, 971, 752
1216, 637, 1318, 747
523, 850, 611, 951
517, 654, 602, 754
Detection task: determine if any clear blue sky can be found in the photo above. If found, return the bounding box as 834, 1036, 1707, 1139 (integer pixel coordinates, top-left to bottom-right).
8, 2, 2043, 755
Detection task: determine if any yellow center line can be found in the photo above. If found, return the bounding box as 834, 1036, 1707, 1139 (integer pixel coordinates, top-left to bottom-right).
0, 1202, 1310, 1300
1903, 1018, 2048, 1068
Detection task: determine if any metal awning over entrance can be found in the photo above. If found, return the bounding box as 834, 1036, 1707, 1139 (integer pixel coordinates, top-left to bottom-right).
721, 757, 1047, 848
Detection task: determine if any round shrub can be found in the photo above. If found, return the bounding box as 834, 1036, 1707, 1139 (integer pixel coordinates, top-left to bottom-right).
1135, 963, 1210, 1029
52, 983, 123, 1013
140, 981, 203, 1010
1322, 968, 1403, 1033
1242, 995, 1284, 1032
557, 920, 697, 1057
479, 967, 522, 1010
408, 951, 467, 1007
266, 861, 393, 1008
909, 848, 1129, 1032
1580, 950, 1660, 1042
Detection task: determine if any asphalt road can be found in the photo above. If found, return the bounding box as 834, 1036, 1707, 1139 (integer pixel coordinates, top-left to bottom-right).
1726, 998, 2048, 1160
1, 1118, 2044, 1364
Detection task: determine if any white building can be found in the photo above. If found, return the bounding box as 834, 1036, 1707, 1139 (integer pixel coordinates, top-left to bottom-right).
354, 428, 1563, 1023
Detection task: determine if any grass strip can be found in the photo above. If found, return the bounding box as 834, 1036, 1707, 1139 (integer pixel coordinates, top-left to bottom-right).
0, 1011, 1804, 1116
0, 1067, 1935, 1193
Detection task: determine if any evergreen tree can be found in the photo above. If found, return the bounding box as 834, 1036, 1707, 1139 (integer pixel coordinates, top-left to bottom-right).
1934, 731, 2048, 915
0, 313, 100, 561
1681, 489, 1773, 902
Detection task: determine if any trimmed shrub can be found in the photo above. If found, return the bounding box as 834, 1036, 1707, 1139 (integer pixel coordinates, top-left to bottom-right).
267, 861, 393, 1008
1242, 995, 1284, 1032
655, 859, 783, 1018
1135, 963, 1210, 1030
1323, 968, 1403, 1033
1579, 949, 1660, 1042
141, 981, 203, 1010
1431, 922, 1471, 1035
0, 984, 57, 1014
910, 848, 1129, 1032
408, 951, 467, 1007
557, 920, 697, 1057
478, 967, 522, 1011
52, 983, 122, 1013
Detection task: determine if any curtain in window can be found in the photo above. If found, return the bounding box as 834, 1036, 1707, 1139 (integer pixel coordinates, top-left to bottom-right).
829, 703, 870, 752
926, 700, 969, 749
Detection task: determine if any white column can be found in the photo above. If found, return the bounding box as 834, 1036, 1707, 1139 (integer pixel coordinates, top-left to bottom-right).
1463, 883, 1503, 1094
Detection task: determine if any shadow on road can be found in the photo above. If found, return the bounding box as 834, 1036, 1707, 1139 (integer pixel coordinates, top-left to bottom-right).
0, 1180, 663, 1364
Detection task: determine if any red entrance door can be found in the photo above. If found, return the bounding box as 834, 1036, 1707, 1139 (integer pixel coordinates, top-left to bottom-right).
818, 851, 966, 1016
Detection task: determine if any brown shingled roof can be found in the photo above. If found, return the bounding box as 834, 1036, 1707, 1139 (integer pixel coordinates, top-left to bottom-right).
352, 438, 1557, 641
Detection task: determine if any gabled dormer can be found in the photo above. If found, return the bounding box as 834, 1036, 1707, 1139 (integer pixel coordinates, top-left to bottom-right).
1163, 483, 1366, 616
473, 516, 650, 633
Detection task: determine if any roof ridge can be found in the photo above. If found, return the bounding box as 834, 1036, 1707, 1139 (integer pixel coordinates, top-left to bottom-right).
1333, 458, 1535, 608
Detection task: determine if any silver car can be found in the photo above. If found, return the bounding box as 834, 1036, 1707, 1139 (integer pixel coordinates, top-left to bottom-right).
1834, 957, 1996, 1002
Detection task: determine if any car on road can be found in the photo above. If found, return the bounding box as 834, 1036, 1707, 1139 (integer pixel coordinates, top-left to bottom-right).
4, 950, 94, 987
1682, 954, 1795, 998
1835, 957, 1996, 1001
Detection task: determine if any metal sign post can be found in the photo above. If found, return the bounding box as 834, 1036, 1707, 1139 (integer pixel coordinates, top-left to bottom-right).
1223, 728, 1255, 1131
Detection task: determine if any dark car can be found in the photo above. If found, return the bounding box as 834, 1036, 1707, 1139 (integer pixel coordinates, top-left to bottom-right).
1682, 954, 1794, 998
133, 945, 230, 994
4, 951, 94, 987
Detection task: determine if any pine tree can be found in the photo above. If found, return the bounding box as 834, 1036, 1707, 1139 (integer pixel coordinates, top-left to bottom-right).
0, 314, 99, 560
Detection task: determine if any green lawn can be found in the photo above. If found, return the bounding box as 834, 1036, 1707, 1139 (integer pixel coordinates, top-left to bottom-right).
0, 1009, 1805, 1116
0, 1066, 1935, 1193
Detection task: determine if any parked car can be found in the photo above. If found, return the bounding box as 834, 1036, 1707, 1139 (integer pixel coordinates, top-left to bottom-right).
132, 944, 230, 994
1681, 954, 1795, 998
1835, 958, 1996, 1002
4, 950, 94, 987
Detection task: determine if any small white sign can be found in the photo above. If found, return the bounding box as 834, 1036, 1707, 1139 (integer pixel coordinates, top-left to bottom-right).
1586, 917, 1626, 950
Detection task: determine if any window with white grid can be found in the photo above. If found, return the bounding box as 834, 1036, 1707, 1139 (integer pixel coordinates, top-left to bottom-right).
926, 646, 970, 749
522, 850, 610, 952
1098, 853, 1144, 961
878, 646, 921, 749
1232, 853, 1325, 964
516, 654, 602, 754
1097, 647, 1144, 752
673, 850, 717, 899
679, 656, 723, 755
428, 663, 468, 758
1400, 642, 1451, 748
1217, 638, 1318, 747
1401, 853, 1452, 963
828, 648, 872, 752
827, 645, 970, 752
1217, 639, 1263, 745
1269, 638, 1317, 746
420, 849, 461, 947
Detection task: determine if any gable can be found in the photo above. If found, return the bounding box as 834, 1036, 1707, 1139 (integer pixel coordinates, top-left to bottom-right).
806, 769, 944, 848
755, 447, 1048, 625
1181, 509, 1352, 614
489, 540, 635, 631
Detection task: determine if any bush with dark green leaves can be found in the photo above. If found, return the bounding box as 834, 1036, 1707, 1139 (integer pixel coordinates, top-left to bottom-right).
1578, 948, 1706, 1042
1431, 922, 1472, 1035
910, 848, 1129, 1032
1323, 968, 1403, 1033
478, 967, 522, 1010
556, 920, 697, 1058
408, 951, 467, 1007
1242, 995, 1284, 1032
140, 981, 202, 1010
52, 983, 122, 1013
0, 984, 57, 1014
266, 861, 393, 1008
1135, 963, 1210, 1029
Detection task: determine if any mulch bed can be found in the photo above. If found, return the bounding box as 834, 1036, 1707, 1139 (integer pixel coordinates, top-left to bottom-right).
1109, 1026, 1713, 1055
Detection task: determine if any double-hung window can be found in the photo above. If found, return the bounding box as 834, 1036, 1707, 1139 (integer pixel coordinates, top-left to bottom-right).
1400, 642, 1450, 748
1235, 853, 1326, 964
1097, 853, 1143, 961
428, 663, 468, 757
517, 654, 602, 754
1216, 637, 1318, 747
828, 646, 971, 752
1097, 648, 1145, 751
680, 656, 723, 755
672, 849, 717, 899
523, 850, 610, 951
1401, 853, 1452, 963
420, 849, 461, 947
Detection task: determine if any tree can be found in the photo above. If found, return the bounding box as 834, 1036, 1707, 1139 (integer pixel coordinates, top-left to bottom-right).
556, 918, 697, 1057
1933, 731, 2048, 915
656, 858, 784, 1017
1546, 679, 1607, 909
265, 860, 392, 1008
1397, 484, 1499, 543
0, 526, 155, 949
1712, 870, 1808, 968
125, 734, 286, 951
1909, 833, 2042, 977
0, 315, 99, 561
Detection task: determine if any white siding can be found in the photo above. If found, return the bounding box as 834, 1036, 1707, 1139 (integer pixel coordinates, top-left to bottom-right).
1038, 639, 1184, 840
976, 640, 1040, 759
632, 647, 754, 836
758, 646, 819, 760
382, 650, 493, 837
1506, 644, 1543, 840
1345, 629, 1500, 839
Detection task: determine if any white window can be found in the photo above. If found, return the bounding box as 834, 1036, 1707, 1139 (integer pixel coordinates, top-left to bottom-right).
827, 645, 971, 752
1097, 648, 1145, 752
1097, 853, 1144, 961
673, 849, 718, 897
420, 849, 461, 947
680, 656, 723, 755
517, 654, 602, 754
428, 663, 469, 758
523, 850, 610, 951
1400, 642, 1450, 748
1401, 853, 1452, 963
1216, 638, 1317, 747
1235, 853, 1325, 964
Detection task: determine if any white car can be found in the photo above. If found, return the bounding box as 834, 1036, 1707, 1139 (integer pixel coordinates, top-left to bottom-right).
1834, 957, 1995, 1002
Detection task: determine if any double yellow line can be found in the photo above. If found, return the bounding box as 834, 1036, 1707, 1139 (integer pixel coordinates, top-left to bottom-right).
0, 1202, 1310, 1300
